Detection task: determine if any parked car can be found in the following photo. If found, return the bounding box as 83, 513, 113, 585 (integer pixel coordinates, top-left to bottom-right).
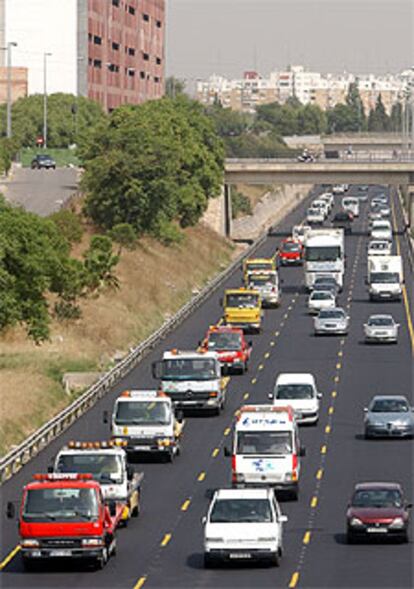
346, 482, 411, 543
31, 154, 56, 169
314, 308, 349, 336
364, 395, 413, 438
364, 315, 399, 344
332, 211, 353, 234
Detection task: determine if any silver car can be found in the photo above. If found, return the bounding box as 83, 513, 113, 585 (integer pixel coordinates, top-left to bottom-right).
364, 315, 399, 344
314, 307, 349, 336
364, 395, 414, 439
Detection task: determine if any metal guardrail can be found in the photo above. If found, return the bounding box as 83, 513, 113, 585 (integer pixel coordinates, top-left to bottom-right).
0, 227, 273, 485
226, 155, 414, 164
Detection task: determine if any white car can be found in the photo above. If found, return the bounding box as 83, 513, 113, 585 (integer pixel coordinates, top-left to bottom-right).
314, 307, 350, 336
364, 315, 399, 344
271, 373, 322, 424
292, 224, 311, 244
319, 192, 334, 211
308, 290, 336, 314
370, 220, 392, 242
342, 197, 359, 217
203, 488, 287, 567
307, 207, 325, 225
312, 200, 329, 218
367, 240, 392, 257
332, 184, 346, 195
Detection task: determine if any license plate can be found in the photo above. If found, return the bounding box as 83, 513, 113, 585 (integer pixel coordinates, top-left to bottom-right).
134, 445, 151, 450
49, 549, 72, 557
366, 527, 387, 534
229, 552, 251, 559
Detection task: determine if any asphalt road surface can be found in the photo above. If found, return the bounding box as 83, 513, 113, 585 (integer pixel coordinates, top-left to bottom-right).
2, 167, 79, 216
0, 184, 412, 589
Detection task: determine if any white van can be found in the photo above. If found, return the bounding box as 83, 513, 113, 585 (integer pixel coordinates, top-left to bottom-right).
342, 196, 359, 217
225, 405, 305, 499
270, 373, 322, 424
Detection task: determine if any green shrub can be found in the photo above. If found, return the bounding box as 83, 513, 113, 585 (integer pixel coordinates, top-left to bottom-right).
49, 210, 83, 245
231, 190, 252, 219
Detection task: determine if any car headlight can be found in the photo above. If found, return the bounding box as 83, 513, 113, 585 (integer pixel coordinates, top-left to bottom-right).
157, 438, 172, 447
349, 517, 363, 527
21, 539, 40, 548
389, 517, 405, 529
82, 538, 104, 547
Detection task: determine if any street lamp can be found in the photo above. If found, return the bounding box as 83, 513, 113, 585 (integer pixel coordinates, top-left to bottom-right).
1, 41, 18, 138
43, 52, 52, 148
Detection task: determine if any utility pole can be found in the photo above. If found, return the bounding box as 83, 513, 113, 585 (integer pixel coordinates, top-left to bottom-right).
43, 52, 52, 148
5, 41, 17, 138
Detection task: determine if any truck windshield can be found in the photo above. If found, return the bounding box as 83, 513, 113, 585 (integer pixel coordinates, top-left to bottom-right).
208, 332, 241, 351
23, 488, 99, 522
370, 272, 399, 283
210, 498, 273, 523
226, 294, 259, 308
276, 384, 314, 400
305, 246, 341, 262
246, 262, 273, 272
115, 400, 171, 425
163, 358, 217, 380
236, 431, 292, 455
282, 242, 301, 252
56, 454, 124, 484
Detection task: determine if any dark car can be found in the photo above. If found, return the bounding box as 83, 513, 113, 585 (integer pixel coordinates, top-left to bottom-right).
346, 482, 411, 543
332, 211, 353, 234
31, 154, 56, 170
313, 276, 340, 295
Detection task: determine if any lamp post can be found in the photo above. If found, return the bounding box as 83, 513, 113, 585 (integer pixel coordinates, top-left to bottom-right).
43, 52, 52, 148
3, 41, 17, 138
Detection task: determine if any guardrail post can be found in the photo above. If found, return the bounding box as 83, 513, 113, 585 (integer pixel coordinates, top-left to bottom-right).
224, 183, 232, 238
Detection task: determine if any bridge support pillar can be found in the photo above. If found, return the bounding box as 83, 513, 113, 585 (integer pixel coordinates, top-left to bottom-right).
224, 183, 232, 238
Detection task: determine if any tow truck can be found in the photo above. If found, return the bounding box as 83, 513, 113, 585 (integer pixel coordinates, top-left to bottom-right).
7, 473, 118, 570
222, 287, 262, 333
246, 270, 280, 307
242, 258, 276, 282
200, 325, 252, 374
53, 441, 143, 524
108, 390, 184, 461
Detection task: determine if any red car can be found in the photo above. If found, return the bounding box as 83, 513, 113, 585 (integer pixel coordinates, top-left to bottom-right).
346, 482, 411, 543
200, 326, 251, 374
278, 238, 303, 266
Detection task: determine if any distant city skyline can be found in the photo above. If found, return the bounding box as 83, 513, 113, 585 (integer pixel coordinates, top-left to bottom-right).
166, 0, 413, 81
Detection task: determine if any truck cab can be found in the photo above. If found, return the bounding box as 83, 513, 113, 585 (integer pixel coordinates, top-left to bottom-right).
246, 270, 280, 307
226, 405, 304, 500
54, 442, 143, 521
367, 255, 403, 301
223, 288, 262, 333
109, 390, 183, 460
243, 258, 276, 282
152, 350, 225, 414
200, 325, 252, 374
8, 473, 117, 570
278, 238, 303, 266
304, 229, 345, 290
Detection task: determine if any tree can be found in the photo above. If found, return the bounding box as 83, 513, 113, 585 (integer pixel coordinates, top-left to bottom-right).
165, 77, 186, 99
206, 104, 252, 137
368, 94, 390, 132
390, 102, 403, 132
109, 223, 137, 254
83, 236, 119, 290
346, 82, 366, 131
80, 96, 224, 240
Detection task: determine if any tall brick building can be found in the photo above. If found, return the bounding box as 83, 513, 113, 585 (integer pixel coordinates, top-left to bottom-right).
0, 0, 165, 111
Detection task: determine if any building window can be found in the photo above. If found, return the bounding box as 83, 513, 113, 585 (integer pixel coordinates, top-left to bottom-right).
156, 20, 162, 28
93, 59, 102, 68
127, 69, 135, 77
143, 52, 149, 61
112, 41, 120, 51
154, 76, 160, 83
88, 33, 92, 42
112, 0, 119, 6
108, 63, 119, 73
143, 13, 149, 21
128, 47, 135, 56
156, 57, 162, 65
94, 35, 102, 45
140, 71, 146, 79
128, 5, 135, 15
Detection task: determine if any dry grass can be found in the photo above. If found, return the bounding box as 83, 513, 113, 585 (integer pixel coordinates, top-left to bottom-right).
235, 184, 274, 209
0, 223, 234, 456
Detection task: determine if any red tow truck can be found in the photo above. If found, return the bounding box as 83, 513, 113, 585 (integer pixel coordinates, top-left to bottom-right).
7, 473, 119, 570
277, 238, 303, 266
200, 325, 252, 374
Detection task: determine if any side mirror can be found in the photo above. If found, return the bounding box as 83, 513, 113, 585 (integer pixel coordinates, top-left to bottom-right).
47, 465, 54, 474
103, 410, 109, 425
175, 409, 184, 423
268, 392, 274, 400
201, 516, 207, 525
152, 360, 163, 379
127, 465, 134, 480
317, 393, 322, 400
6, 502, 15, 519
223, 446, 231, 457
406, 503, 413, 509
299, 446, 306, 457
396, 324, 400, 328
248, 341, 253, 348
108, 501, 117, 517
279, 515, 288, 523
363, 407, 368, 412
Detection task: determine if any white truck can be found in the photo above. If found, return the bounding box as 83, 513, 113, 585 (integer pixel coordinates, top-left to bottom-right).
304, 228, 345, 290
53, 442, 143, 524
367, 255, 403, 301
108, 390, 184, 461
225, 405, 305, 500
152, 350, 226, 414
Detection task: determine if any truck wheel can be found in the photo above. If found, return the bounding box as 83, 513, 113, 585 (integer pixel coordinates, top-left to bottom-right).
204, 554, 215, 568
270, 552, 280, 567
290, 486, 299, 501
96, 547, 108, 569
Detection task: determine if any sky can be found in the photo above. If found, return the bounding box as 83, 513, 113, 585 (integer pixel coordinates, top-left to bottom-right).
166, 0, 414, 80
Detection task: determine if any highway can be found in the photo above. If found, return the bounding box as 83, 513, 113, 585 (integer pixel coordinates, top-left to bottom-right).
0, 184, 412, 589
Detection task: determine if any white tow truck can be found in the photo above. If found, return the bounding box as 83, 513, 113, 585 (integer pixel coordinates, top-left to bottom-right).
367, 255, 403, 301
53, 441, 143, 525
304, 228, 345, 290
108, 390, 184, 461
152, 350, 226, 414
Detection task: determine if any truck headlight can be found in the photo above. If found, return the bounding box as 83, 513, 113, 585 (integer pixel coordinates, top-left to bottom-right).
389, 517, 405, 529
349, 517, 363, 527
82, 538, 104, 547
157, 438, 172, 447
21, 539, 40, 548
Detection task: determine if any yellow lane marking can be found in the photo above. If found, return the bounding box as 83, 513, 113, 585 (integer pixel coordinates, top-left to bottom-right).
212, 448, 220, 458
160, 533, 172, 547
234, 409, 240, 417
243, 392, 250, 400
181, 499, 191, 512
197, 471, 206, 482
284, 313, 289, 319
133, 576, 147, 589
303, 531, 311, 545
311, 496, 318, 508
336, 362, 341, 370
331, 391, 337, 398
321, 445, 327, 454
258, 364, 264, 371
334, 375, 340, 383
325, 425, 331, 433
0, 545, 21, 571
275, 330, 280, 336
288, 305, 293, 310
289, 572, 300, 588
251, 377, 257, 384
340, 339, 345, 346
328, 407, 334, 415
264, 352, 270, 359
316, 468, 323, 480
270, 341, 275, 347
224, 427, 231, 436
280, 322, 285, 327
338, 350, 343, 357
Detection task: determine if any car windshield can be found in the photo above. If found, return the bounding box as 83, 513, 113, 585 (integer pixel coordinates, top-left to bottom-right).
305, 246, 341, 262
37, 154, 51, 160
352, 489, 403, 509
236, 431, 292, 455
208, 332, 242, 351
372, 223, 390, 231
210, 498, 273, 523
162, 358, 217, 381
314, 278, 337, 286
23, 488, 99, 522
367, 317, 394, 327
311, 292, 332, 300
369, 242, 388, 250
246, 262, 273, 272
56, 453, 124, 484
114, 400, 171, 425
275, 384, 314, 400
370, 272, 399, 284
226, 294, 259, 308
371, 399, 409, 413
282, 242, 301, 252
319, 310, 345, 319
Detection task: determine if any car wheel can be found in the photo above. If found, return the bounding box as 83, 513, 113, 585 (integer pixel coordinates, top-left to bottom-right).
270, 552, 280, 567
204, 554, 215, 568
400, 531, 409, 543
347, 532, 356, 544
96, 547, 108, 569
22, 557, 37, 572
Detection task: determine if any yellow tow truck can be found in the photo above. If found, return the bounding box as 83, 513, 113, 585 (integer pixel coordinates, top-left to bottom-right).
243, 258, 276, 283
222, 288, 262, 333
